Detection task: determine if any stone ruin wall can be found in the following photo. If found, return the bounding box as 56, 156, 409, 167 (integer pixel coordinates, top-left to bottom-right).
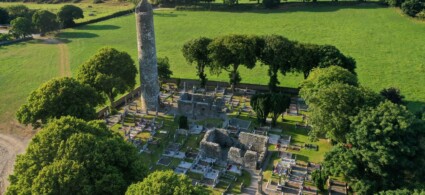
239, 132, 268, 153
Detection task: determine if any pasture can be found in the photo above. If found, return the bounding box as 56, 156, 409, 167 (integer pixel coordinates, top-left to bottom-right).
1, 3, 425, 126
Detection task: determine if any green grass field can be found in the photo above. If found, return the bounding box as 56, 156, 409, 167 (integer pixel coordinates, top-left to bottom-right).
1, 3, 424, 124
0, 1, 134, 23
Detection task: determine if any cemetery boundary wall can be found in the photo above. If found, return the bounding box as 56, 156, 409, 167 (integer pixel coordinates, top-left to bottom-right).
97, 78, 299, 118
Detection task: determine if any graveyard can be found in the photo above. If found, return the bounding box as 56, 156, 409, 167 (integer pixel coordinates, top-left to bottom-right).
106, 82, 332, 194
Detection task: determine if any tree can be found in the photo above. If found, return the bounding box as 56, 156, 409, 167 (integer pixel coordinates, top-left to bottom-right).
305, 83, 382, 142
251, 93, 272, 125
380, 87, 405, 105
300, 66, 358, 104
126, 171, 206, 195
16, 77, 103, 128
6, 5, 32, 21
263, 0, 280, 8
77, 47, 137, 109
157, 57, 173, 87
323, 101, 425, 194
7, 116, 147, 195
292, 43, 321, 79
177, 115, 188, 129
401, 0, 424, 17
258, 35, 294, 92
0, 7, 9, 24
311, 169, 328, 191
57, 5, 83, 28
378, 189, 425, 195
269, 93, 290, 126
32, 10, 59, 36
9, 17, 32, 39
317, 45, 357, 74
209, 35, 258, 91
182, 37, 212, 88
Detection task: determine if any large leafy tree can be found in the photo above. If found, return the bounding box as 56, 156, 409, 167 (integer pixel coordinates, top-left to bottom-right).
306, 83, 382, 142
251, 93, 272, 125
323, 101, 425, 194
7, 116, 147, 195
292, 44, 356, 79
209, 34, 257, 91
77, 47, 137, 109
269, 93, 290, 126
16, 77, 103, 128
32, 10, 59, 36
126, 171, 206, 195
57, 5, 83, 28
6, 5, 32, 21
182, 37, 212, 88
9, 17, 32, 39
258, 35, 295, 92
300, 66, 358, 104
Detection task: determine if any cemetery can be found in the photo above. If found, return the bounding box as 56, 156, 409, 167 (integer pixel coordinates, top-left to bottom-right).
105, 82, 331, 194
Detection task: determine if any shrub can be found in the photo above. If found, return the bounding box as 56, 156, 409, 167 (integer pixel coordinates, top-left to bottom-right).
401, 0, 424, 16
0, 33, 13, 42
416, 9, 425, 18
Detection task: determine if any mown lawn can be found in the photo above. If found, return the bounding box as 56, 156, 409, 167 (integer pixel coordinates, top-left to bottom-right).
0, 1, 134, 23
1, 3, 424, 125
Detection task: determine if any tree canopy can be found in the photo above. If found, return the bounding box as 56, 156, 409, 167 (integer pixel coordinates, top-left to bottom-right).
57, 5, 83, 28
7, 116, 147, 195
269, 93, 291, 126
209, 34, 257, 90
323, 101, 425, 194
32, 10, 59, 36
251, 93, 271, 125
182, 37, 212, 88
6, 5, 32, 21
16, 77, 103, 128
77, 47, 137, 108
300, 66, 358, 104
0, 7, 9, 24
126, 170, 205, 195
258, 35, 295, 92
9, 17, 32, 39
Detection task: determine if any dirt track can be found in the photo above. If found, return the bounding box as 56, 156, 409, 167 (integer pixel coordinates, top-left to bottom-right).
0, 121, 33, 194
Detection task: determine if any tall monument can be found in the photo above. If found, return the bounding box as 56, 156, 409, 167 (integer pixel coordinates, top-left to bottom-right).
135, 0, 160, 113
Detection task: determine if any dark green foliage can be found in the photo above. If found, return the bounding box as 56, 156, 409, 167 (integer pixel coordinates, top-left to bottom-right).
32, 10, 59, 36
258, 35, 294, 92
311, 170, 327, 191
269, 93, 290, 126
6, 5, 32, 21
0, 7, 9, 24
157, 56, 173, 83
57, 5, 83, 28
182, 37, 212, 88
292, 44, 356, 79
209, 34, 258, 90
415, 106, 425, 120
401, 0, 424, 17
378, 189, 425, 195
77, 47, 137, 109
9, 17, 32, 39
323, 101, 425, 194
16, 77, 103, 128
263, 0, 279, 8
7, 116, 147, 195
126, 170, 206, 195
178, 115, 189, 129
0, 33, 12, 41
380, 87, 405, 105
251, 93, 271, 125
385, 0, 405, 6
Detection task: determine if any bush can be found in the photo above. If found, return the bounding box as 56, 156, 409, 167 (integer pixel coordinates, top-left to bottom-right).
263, 0, 280, 8
417, 10, 425, 18
401, 0, 424, 16
0, 33, 13, 42
384, 0, 404, 6
177, 115, 189, 129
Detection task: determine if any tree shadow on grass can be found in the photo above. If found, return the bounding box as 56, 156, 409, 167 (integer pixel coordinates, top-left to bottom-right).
405, 100, 425, 113
76, 24, 121, 31
56, 32, 99, 39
